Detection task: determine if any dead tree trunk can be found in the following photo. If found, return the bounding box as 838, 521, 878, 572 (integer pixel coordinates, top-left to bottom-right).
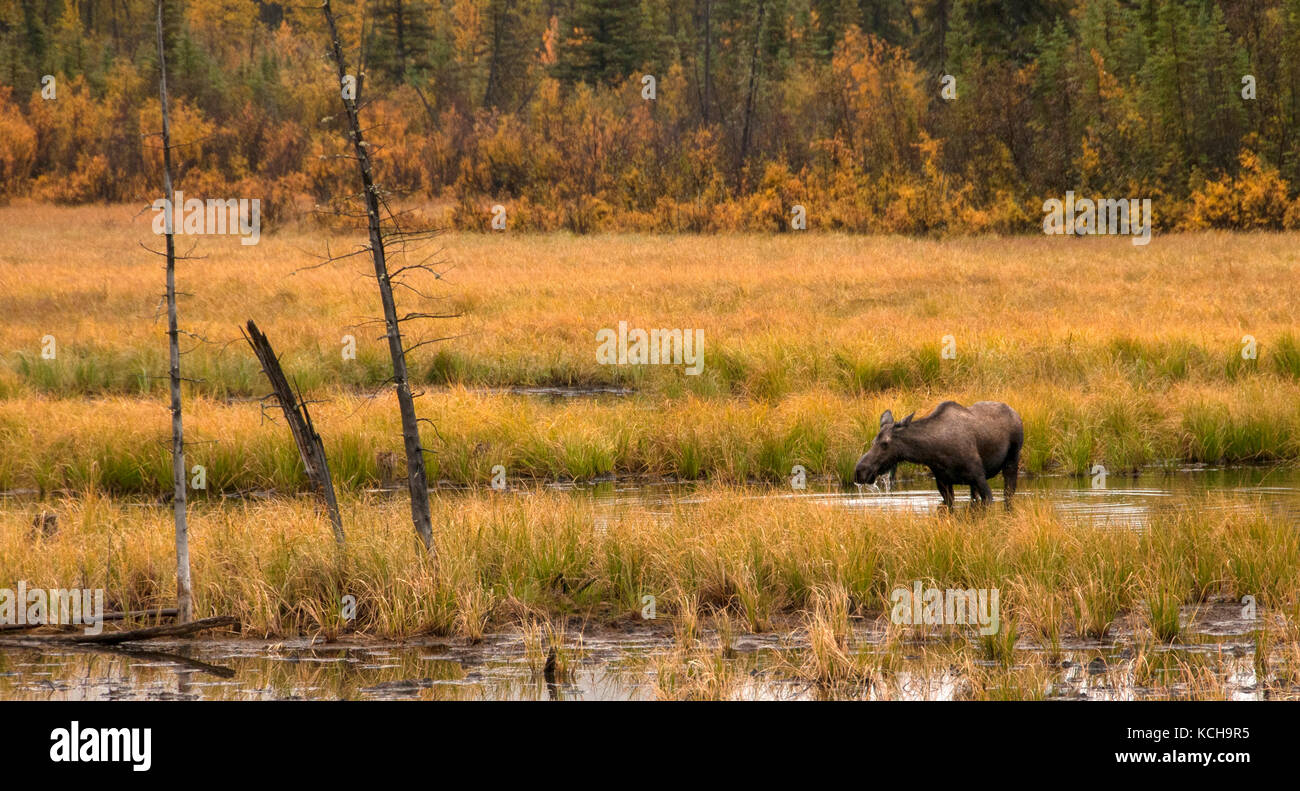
322, 0, 435, 554
0, 616, 238, 646
157, 0, 193, 623
738, 0, 766, 175
702, 0, 713, 123
0, 608, 180, 633
242, 320, 345, 546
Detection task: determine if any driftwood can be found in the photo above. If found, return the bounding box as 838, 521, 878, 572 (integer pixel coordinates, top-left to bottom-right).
242, 320, 345, 545
0, 616, 237, 647
0, 608, 179, 633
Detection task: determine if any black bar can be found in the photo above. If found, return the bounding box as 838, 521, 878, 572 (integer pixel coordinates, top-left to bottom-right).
0, 700, 1284, 779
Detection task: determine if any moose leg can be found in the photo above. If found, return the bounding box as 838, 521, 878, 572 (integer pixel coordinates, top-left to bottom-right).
935, 477, 955, 510
1002, 445, 1021, 509
972, 475, 994, 507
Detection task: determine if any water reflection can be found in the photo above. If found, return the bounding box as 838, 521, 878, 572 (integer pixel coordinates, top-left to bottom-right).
3, 466, 1298, 701
567, 465, 1300, 528
1, 606, 1294, 701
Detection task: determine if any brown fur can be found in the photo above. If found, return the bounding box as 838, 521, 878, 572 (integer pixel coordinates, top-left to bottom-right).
854, 401, 1024, 509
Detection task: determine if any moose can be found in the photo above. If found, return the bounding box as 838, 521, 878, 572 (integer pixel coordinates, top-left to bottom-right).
853, 401, 1023, 509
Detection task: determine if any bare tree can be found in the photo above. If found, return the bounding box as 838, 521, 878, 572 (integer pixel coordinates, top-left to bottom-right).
156, 0, 192, 622
320, 0, 444, 554
738, 0, 766, 173
701, 0, 713, 123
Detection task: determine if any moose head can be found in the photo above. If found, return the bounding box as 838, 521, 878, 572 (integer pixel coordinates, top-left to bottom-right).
853, 409, 914, 485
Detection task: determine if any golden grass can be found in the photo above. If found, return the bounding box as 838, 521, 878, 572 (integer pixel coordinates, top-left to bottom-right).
2, 377, 1299, 495
4, 204, 1300, 490
2, 487, 1297, 643
6, 205, 1298, 699
4, 204, 1299, 381
4, 205, 1300, 400
3, 204, 1300, 489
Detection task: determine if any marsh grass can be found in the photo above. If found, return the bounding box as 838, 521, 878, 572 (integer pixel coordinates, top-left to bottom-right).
1129, 645, 1231, 699
1142, 584, 1186, 644
1271, 333, 1300, 380
4, 486, 1299, 699
976, 618, 1019, 665
521, 620, 546, 674
1264, 623, 1300, 690
6, 215, 1300, 490
959, 653, 1054, 701
542, 620, 583, 682
4, 376, 1300, 496
783, 584, 874, 690
3, 488, 1296, 648
651, 641, 741, 700
712, 610, 737, 659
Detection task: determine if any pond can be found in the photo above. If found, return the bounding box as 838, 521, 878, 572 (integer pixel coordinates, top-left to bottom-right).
575, 464, 1300, 528
2, 465, 1297, 701
0, 602, 1279, 700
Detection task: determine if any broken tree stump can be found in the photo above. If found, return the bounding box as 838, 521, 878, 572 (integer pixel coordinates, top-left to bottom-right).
242, 320, 345, 545
29, 510, 57, 540
376, 451, 402, 487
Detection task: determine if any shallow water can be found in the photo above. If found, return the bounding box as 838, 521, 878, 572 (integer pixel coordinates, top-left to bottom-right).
570, 465, 1300, 528
0, 602, 1289, 701
3, 466, 1298, 701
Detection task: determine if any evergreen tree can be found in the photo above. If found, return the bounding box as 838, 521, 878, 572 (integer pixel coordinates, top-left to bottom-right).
483, 0, 542, 109
555, 0, 645, 85
370, 0, 434, 83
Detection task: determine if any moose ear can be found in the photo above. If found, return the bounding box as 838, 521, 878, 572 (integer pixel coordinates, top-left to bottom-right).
899, 412, 915, 427
880, 410, 894, 428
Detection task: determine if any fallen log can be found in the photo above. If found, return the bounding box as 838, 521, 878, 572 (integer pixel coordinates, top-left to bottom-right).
0, 616, 237, 647
0, 608, 180, 633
